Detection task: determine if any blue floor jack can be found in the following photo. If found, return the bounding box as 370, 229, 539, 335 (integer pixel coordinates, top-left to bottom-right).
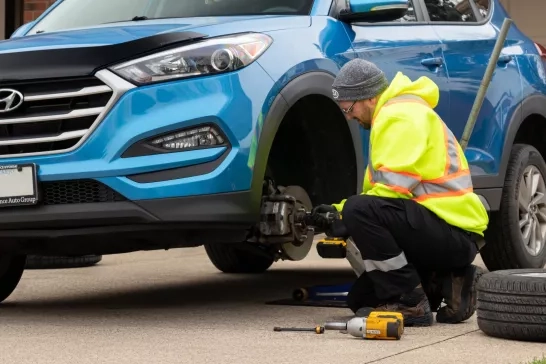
268, 213, 367, 308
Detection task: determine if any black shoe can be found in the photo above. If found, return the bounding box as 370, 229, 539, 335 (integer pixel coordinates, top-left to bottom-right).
436, 264, 485, 323
422, 271, 444, 313
356, 285, 434, 327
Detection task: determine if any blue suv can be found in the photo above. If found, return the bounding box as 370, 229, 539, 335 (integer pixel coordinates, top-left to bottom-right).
0, 0, 545, 302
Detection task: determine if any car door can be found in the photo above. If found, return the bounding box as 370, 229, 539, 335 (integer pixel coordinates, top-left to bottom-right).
421, 0, 522, 174
347, 0, 451, 125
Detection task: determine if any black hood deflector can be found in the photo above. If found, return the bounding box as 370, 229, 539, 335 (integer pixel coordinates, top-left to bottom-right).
0, 31, 207, 83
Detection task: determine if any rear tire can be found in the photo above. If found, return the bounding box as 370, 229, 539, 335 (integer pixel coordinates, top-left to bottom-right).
482, 144, 546, 270
204, 244, 275, 274
0, 255, 26, 303
25, 255, 102, 269
476, 269, 546, 342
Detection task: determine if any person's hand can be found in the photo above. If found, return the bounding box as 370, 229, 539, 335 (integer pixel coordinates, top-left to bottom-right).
310, 204, 338, 230
326, 218, 349, 238
312, 204, 337, 215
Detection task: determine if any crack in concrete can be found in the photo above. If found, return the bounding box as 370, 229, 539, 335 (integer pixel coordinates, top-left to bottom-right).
363, 329, 481, 364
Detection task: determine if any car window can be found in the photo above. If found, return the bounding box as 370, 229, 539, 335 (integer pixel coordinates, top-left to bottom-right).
472, 0, 491, 18
27, 0, 314, 35
355, 0, 418, 24
423, 0, 477, 22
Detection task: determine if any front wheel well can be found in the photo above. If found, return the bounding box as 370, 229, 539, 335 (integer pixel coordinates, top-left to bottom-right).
266, 94, 358, 207
513, 113, 546, 160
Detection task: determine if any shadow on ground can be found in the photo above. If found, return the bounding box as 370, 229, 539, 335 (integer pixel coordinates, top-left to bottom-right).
1, 267, 355, 313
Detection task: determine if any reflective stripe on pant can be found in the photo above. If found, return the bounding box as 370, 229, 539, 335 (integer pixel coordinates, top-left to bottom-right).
341, 194, 478, 310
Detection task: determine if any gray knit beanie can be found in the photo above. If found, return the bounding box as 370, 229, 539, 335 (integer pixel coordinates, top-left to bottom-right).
332, 59, 389, 101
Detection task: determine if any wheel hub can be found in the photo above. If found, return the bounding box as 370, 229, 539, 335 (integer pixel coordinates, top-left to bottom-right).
518, 165, 546, 257
255, 181, 314, 261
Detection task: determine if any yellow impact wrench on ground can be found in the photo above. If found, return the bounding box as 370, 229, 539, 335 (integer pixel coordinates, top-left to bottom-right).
274, 311, 404, 340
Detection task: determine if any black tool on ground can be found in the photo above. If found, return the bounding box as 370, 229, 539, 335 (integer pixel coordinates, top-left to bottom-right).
273, 326, 325, 334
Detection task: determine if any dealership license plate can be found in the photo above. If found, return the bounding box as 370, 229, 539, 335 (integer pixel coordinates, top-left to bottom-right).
0, 164, 38, 207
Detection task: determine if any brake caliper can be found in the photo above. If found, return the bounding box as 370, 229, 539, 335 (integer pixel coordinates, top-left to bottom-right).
256, 179, 312, 245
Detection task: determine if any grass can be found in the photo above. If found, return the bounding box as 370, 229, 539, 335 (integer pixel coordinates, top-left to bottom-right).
524, 356, 546, 364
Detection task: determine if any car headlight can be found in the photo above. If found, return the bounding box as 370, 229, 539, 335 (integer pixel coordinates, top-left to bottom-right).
109, 32, 273, 85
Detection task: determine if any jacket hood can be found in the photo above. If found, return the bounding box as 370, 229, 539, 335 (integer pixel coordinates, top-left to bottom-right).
373, 72, 440, 119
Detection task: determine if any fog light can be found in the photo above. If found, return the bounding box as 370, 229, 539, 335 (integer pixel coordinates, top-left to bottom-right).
149, 125, 225, 150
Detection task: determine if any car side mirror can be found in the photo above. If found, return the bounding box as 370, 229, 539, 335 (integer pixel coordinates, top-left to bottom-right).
338, 0, 409, 23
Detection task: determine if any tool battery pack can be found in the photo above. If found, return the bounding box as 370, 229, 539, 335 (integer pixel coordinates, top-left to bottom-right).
316, 238, 347, 259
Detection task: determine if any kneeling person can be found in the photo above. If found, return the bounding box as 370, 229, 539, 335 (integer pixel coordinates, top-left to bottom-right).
312, 59, 489, 326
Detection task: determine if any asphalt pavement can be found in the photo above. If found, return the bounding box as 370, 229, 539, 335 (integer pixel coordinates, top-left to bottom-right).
0, 238, 544, 364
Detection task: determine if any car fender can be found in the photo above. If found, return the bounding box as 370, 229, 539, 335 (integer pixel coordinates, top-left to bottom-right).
249, 70, 365, 208
473, 94, 546, 191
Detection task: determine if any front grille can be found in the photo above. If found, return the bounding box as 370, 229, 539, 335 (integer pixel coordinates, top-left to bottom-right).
0, 77, 113, 157
41, 179, 126, 205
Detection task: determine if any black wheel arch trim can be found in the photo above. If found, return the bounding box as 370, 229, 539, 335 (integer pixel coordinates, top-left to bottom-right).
472, 94, 546, 190
249, 70, 365, 210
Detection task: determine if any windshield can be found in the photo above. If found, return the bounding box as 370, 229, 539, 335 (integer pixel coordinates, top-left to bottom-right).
27, 0, 314, 35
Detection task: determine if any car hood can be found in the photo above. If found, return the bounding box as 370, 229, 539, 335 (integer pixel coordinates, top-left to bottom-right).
0, 15, 310, 53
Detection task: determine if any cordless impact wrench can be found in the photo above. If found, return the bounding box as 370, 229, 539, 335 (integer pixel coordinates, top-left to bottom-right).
274, 311, 404, 340
303, 210, 366, 277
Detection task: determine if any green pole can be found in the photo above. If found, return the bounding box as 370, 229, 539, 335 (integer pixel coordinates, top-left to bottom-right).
459, 17, 513, 150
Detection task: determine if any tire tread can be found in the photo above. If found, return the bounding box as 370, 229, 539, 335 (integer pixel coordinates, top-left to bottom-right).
25, 255, 102, 269
0, 255, 26, 303
204, 244, 274, 274
476, 269, 546, 342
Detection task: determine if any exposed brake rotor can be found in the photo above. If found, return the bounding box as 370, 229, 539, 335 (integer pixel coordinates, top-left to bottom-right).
278, 185, 314, 261
257, 181, 315, 261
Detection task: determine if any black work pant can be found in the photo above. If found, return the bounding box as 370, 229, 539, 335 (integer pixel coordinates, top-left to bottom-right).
340, 195, 478, 311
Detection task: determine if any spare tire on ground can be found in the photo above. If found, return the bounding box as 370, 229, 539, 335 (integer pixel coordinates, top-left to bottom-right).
25, 255, 102, 270
476, 269, 546, 342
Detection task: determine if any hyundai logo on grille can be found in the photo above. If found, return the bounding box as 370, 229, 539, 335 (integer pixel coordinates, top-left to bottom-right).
0, 89, 24, 113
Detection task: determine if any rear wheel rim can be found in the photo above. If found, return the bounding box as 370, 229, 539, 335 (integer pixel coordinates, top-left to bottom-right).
518, 165, 546, 256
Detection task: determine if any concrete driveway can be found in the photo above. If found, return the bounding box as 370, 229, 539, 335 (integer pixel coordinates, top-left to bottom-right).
0, 240, 544, 364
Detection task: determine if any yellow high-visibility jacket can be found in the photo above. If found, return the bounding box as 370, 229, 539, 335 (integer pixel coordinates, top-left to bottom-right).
333, 72, 489, 236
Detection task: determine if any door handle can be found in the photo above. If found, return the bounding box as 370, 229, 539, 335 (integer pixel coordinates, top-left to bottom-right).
497, 54, 513, 64
421, 57, 444, 67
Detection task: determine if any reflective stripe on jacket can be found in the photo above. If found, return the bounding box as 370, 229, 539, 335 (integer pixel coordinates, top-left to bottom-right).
333, 72, 489, 236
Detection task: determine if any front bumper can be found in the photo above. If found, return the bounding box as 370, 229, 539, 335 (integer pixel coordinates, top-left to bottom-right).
0, 189, 256, 234
0, 189, 255, 255
0, 63, 275, 201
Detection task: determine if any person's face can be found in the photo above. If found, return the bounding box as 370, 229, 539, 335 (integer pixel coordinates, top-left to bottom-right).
338, 98, 378, 130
